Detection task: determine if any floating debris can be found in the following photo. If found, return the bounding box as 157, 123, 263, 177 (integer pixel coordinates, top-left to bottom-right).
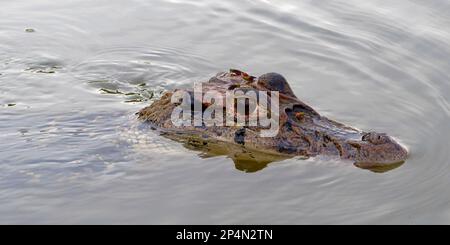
36, 70, 55, 74
125, 99, 144, 103
18, 129, 28, 135
94, 79, 161, 104
25, 28, 35, 33
25, 65, 61, 74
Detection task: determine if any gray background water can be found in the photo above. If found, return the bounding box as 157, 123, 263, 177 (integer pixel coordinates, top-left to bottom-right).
1, 0, 449, 224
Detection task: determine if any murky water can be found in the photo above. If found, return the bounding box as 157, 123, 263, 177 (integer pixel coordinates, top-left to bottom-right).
1, 0, 450, 224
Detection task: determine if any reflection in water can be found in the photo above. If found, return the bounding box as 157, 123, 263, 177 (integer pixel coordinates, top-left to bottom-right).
166, 133, 290, 173
354, 161, 404, 173
161, 131, 403, 173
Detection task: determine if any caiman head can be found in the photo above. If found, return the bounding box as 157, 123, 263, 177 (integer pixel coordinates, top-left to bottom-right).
138, 69, 408, 172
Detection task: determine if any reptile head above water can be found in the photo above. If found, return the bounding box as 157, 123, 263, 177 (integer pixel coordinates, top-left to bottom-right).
138, 70, 408, 172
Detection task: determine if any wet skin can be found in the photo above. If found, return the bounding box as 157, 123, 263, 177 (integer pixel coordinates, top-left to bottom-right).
138, 70, 408, 172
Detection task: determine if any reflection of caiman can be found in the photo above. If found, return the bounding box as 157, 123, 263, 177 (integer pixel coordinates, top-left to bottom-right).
138, 70, 408, 172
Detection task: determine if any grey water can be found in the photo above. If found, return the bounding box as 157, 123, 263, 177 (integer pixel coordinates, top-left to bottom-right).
1, 0, 450, 224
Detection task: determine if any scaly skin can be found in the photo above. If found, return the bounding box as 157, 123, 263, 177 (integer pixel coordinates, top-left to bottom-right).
138, 70, 408, 169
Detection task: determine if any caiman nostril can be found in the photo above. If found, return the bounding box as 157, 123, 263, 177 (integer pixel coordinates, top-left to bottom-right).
362, 132, 389, 145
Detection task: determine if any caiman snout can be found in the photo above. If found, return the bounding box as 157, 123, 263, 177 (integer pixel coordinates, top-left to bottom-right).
354, 132, 408, 167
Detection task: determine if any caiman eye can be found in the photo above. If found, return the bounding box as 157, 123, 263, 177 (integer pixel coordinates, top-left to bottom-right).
257, 73, 295, 97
